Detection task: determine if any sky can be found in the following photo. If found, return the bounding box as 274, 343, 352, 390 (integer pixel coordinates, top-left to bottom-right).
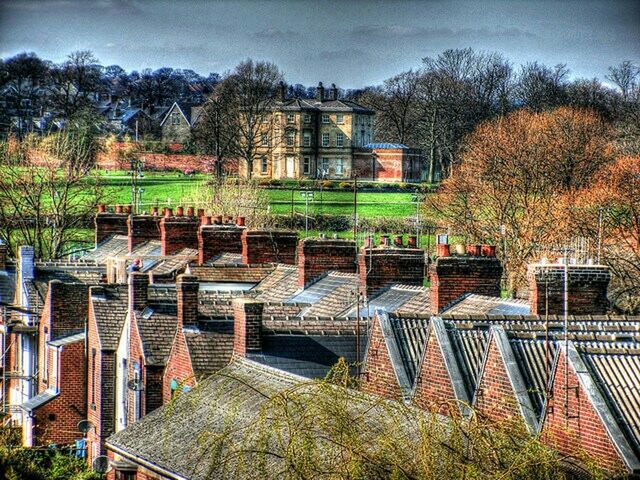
0, 0, 638, 89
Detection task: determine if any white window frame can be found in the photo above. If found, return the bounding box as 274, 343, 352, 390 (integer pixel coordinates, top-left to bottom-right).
261, 156, 268, 174
336, 114, 344, 124
322, 114, 330, 124
336, 158, 344, 176
321, 133, 329, 147
171, 112, 180, 125
303, 131, 311, 147
303, 156, 311, 175
287, 113, 295, 124
303, 114, 311, 124
336, 132, 344, 147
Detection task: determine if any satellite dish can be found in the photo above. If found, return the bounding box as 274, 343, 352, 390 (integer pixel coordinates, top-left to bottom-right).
92, 455, 112, 474
127, 379, 144, 391
77, 419, 95, 433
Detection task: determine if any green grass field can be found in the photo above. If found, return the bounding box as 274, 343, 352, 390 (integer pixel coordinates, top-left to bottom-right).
95, 171, 420, 218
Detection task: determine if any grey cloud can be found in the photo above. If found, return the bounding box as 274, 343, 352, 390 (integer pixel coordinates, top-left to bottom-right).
317, 48, 372, 62
253, 27, 302, 41
350, 24, 537, 41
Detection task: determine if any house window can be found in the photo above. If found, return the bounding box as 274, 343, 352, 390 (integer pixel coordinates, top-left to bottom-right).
336, 133, 344, 147
116, 470, 137, 480
286, 131, 295, 146
321, 157, 329, 174
261, 133, 269, 146
303, 131, 311, 147
322, 114, 330, 124
303, 114, 311, 124
303, 156, 311, 175
321, 133, 329, 147
91, 348, 96, 407
336, 158, 344, 176
286, 113, 295, 124
336, 114, 344, 124
171, 112, 180, 125
51, 348, 59, 392
261, 156, 268, 174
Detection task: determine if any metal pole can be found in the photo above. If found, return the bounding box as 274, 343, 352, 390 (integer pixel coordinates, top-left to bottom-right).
305, 194, 309, 238
597, 207, 603, 264
563, 247, 569, 419
353, 176, 360, 378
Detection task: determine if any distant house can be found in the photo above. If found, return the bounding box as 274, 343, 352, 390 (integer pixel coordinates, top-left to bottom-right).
160, 102, 203, 144
99, 101, 156, 139
353, 143, 425, 182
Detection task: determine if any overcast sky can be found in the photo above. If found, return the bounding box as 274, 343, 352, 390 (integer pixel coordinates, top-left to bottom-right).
0, 0, 638, 88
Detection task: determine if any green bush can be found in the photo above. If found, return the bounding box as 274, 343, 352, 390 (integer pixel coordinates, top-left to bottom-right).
269, 179, 283, 187
321, 180, 335, 189
338, 181, 351, 190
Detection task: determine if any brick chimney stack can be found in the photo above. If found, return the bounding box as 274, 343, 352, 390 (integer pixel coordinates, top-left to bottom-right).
160, 207, 199, 256
128, 272, 149, 312
198, 222, 245, 265
330, 83, 338, 101
278, 81, 286, 102
241, 230, 298, 265
233, 298, 264, 356
95, 205, 129, 246
176, 274, 199, 329
359, 240, 425, 298
316, 82, 325, 103
527, 263, 611, 315
127, 214, 162, 253
298, 237, 356, 287
429, 244, 502, 314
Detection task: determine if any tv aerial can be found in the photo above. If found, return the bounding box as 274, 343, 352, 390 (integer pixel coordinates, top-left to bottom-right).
77, 419, 95, 434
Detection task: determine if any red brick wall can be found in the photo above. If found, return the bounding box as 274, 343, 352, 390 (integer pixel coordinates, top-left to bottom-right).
162, 328, 195, 404
127, 315, 145, 426
412, 330, 459, 415
176, 274, 199, 329
87, 301, 105, 461
33, 341, 86, 446
96, 212, 129, 246
358, 246, 425, 298
541, 350, 627, 474
528, 265, 611, 315
430, 256, 502, 314
473, 338, 526, 431
233, 299, 264, 355
198, 225, 244, 265
128, 215, 162, 252
360, 315, 404, 401
297, 238, 356, 287
352, 148, 424, 182
160, 215, 199, 256
241, 231, 298, 265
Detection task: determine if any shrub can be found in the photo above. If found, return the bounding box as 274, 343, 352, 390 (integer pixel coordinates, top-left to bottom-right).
338, 181, 351, 190
269, 179, 283, 187
321, 180, 335, 189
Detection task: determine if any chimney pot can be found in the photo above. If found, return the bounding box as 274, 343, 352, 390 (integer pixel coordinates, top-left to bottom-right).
186, 206, 195, 217
436, 243, 451, 257
98, 204, 106, 213
115, 205, 123, 214
394, 235, 403, 247
481, 244, 496, 257
201, 216, 211, 226
124, 205, 132, 214
236, 216, 246, 227
213, 215, 222, 225
408, 235, 417, 247
151, 207, 158, 216
165, 208, 173, 218
197, 208, 205, 218
176, 206, 184, 217
466, 244, 482, 256
380, 235, 390, 247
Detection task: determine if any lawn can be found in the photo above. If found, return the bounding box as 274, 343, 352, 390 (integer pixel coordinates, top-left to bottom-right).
93, 171, 421, 218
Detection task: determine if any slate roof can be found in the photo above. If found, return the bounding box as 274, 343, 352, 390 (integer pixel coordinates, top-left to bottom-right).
20, 388, 58, 412
135, 310, 179, 366
160, 101, 200, 126
0, 269, 16, 308
91, 285, 128, 351
81, 235, 129, 263
345, 284, 430, 317
363, 143, 409, 149
48, 331, 85, 347
143, 247, 197, 277
253, 264, 299, 302
183, 322, 234, 377
442, 294, 531, 316
108, 358, 417, 480
287, 272, 358, 317
276, 97, 374, 114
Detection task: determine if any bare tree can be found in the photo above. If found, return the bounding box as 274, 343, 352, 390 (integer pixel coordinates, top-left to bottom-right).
224, 59, 283, 179
49, 50, 102, 118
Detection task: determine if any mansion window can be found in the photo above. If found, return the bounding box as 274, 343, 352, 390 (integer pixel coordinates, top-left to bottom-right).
287, 113, 295, 124
304, 114, 311, 124
336, 114, 344, 124
261, 156, 268, 174
286, 131, 295, 146
336, 132, 344, 147
171, 112, 180, 125
322, 114, 330, 124
321, 133, 329, 147
261, 133, 269, 146
336, 158, 344, 176
303, 156, 311, 175
303, 131, 311, 147
321, 157, 329, 174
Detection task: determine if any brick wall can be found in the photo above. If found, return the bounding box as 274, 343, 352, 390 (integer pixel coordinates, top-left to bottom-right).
128, 214, 162, 252
430, 256, 502, 314
360, 315, 404, 401
241, 231, 298, 265
129, 272, 149, 311
32, 341, 86, 446
297, 238, 357, 287
198, 225, 244, 265
358, 245, 425, 298
176, 274, 199, 329
95, 211, 129, 246
127, 314, 146, 426
233, 298, 264, 356
412, 330, 459, 415
352, 148, 424, 182
162, 328, 195, 404
541, 349, 626, 473
528, 264, 611, 315
87, 299, 108, 462
473, 336, 527, 432
160, 212, 199, 256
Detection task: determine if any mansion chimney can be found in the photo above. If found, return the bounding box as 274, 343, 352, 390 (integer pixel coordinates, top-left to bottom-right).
316, 82, 325, 103
95, 205, 129, 246
527, 262, 611, 316
298, 237, 356, 287
329, 83, 338, 101
160, 207, 199, 256
278, 81, 286, 102
176, 274, 199, 329
359, 240, 425, 298
233, 298, 264, 356
429, 244, 502, 314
